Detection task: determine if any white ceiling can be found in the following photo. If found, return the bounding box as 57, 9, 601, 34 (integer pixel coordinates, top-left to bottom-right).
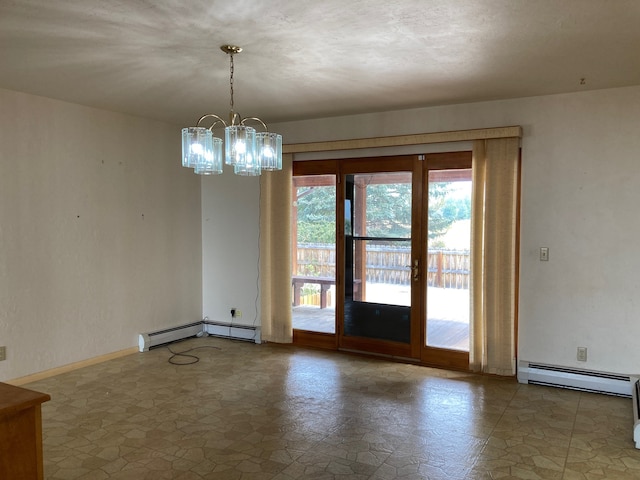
1, 0, 639, 127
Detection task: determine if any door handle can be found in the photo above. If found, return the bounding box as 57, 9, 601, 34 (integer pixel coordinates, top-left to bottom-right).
407, 259, 419, 281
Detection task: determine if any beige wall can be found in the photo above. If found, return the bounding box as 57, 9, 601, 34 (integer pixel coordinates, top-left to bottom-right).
0, 88, 202, 381
202, 85, 640, 375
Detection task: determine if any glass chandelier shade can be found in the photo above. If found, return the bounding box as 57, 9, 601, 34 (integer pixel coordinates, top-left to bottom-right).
256, 132, 283, 171
194, 137, 223, 175
233, 161, 261, 176
181, 45, 282, 176
181, 127, 223, 175
225, 125, 256, 166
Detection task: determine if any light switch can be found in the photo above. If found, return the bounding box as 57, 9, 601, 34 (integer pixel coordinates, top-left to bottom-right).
540, 247, 549, 261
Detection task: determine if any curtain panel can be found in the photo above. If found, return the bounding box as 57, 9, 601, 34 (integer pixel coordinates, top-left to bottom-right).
470, 138, 520, 375
259, 153, 293, 343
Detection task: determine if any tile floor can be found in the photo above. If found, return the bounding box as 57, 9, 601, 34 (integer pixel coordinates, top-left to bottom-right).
25, 337, 639, 479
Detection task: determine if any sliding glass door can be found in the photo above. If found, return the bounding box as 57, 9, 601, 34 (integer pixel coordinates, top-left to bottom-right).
292, 153, 474, 369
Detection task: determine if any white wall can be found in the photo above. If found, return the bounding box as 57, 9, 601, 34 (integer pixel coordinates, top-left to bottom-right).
201, 166, 260, 325
0, 88, 202, 381
202, 85, 640, 375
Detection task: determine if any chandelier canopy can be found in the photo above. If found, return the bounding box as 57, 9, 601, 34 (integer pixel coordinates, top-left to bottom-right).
181, 45, 282, 176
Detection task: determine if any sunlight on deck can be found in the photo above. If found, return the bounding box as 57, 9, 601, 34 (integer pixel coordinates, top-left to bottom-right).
293, 285, 469, 350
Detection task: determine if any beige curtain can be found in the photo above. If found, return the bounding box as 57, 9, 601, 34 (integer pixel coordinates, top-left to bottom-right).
259, 153, 294, 343
470, 138, 520, 375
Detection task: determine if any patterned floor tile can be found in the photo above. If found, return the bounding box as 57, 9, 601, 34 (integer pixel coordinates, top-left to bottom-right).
21, 337, 638, 479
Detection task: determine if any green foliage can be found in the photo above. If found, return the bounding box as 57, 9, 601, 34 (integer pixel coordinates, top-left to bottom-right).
300, 283, 319, 296
429, 182, 472, 239
297, 222, 336, 244
428, 182, 450, 239
442, 196, 471, 222
363, 183, 412, 238
296, 186, 336, 244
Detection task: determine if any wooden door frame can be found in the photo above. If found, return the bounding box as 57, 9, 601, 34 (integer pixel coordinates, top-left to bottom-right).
420, 152, 472, 370
337, 155, 422, 360
292, 161, 339, 350
292, 152, 474, 370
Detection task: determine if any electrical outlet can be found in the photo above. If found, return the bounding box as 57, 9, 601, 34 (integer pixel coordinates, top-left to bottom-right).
540, 247, 549, 261
577, 347, 587, 362
0, 346, 6, 361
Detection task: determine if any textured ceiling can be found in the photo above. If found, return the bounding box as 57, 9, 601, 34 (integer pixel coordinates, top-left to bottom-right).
1, 0, 639, 126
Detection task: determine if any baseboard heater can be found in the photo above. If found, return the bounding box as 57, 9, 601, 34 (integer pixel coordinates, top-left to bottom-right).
138, 320, 261, 352
138, 321, 204, 352
632, 377, 640, 449
518, 361, 632, 397
203, 320, 261, 344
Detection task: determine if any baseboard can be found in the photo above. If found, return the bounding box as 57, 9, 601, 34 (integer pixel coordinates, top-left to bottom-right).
6, 347, 139, 386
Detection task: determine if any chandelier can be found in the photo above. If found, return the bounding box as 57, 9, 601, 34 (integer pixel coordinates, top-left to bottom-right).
181, 45, 282, 176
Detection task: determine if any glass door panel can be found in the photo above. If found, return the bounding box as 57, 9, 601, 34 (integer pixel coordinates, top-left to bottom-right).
344, 172, 412, 344
292, 175, 336, 334
425, 169, 472, 351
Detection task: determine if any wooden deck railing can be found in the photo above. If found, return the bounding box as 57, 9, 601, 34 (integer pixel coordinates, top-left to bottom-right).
295, 244, 470, 289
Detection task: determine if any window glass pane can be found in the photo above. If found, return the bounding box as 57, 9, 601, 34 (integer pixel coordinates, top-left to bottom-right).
352, 238, 411, 307
344, 172, 412, 343
292, 175, 336, 333
426, 169, 472, 351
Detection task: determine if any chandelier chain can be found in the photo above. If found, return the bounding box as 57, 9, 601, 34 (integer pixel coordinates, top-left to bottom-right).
229, 53, 235, 112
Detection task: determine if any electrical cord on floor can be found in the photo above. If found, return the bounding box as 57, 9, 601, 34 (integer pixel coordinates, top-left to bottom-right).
166, 343, 221, 365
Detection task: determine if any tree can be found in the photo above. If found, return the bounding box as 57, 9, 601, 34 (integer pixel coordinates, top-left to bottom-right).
296, 186, 336, 243
428, 182, 453, 239
295, 180, 466, 244
442, 195, 471, 222
362, 183, 412, 238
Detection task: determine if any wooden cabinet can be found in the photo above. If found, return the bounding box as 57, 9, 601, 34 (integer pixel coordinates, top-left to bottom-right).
0, 382, 50, 480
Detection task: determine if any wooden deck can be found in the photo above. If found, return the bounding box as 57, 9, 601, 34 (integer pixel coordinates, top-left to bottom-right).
292, 305, 336, 334
292, 305, 469, 351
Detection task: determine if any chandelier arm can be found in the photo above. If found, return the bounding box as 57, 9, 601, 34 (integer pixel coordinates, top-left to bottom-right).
207, 119, 226, 131
240, 117, 268, 132
196, 113, 228, 129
